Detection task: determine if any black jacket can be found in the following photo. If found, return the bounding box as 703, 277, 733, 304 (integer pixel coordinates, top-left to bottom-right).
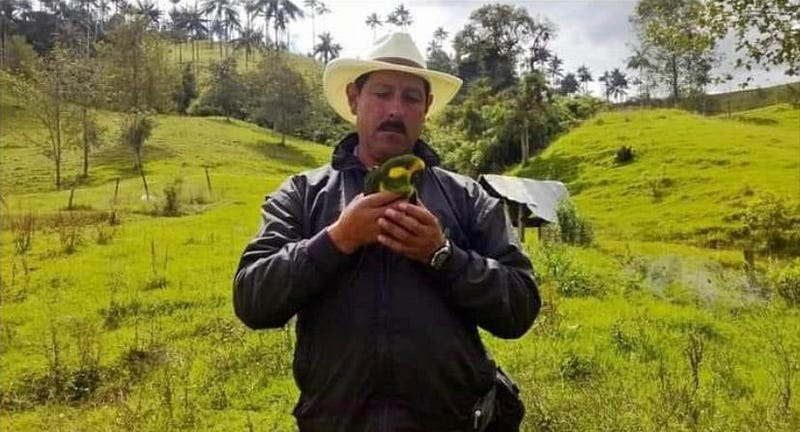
234, 134, 540, 432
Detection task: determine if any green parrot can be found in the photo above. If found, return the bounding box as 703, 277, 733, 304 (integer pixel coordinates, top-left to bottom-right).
363, 154, 426, 201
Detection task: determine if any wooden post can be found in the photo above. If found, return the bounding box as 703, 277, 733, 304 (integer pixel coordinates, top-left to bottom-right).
204, 166, 212, 194
517, 204, 526, 243
68, 185, 76, 210
114, 177, 120, 202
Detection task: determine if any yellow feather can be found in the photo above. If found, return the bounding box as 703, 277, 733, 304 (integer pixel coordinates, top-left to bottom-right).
388, 166, 410, 179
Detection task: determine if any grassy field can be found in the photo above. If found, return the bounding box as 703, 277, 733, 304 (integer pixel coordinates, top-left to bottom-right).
512, 104, 800, 249
2, 87, 799, 431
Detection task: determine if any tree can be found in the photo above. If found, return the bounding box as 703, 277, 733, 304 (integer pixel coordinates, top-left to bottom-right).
626, 45, 653, 103
120, 110, 154, 199
365, 12, 381, 40
234, 26, 264, 68
700, 0, 799, 77
453, 4, 553, 90
3, 48, 73, 189
427, 27, 454, 74
197, 56, 246, 119
630, 0, 715, 106
247, 56, 311, 144
559, 72, 579, 96
576, 64, 592, 94
303, 0, 327, 53
132, 0, 161, 29
100, 16, 178, 112
174, 62, 197, 113
202, 0, 240, 58
267, 0, 303, 51
386, 4, 411, 30
182, 3, 208, 77
65, 50, 104, 179
546, 54, 563, 84
312, 31, 340, 63
599, 70, 612, 102
610, 68, 629, 102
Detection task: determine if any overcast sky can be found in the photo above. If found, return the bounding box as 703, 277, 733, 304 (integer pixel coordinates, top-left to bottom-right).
282, 0, 796, 96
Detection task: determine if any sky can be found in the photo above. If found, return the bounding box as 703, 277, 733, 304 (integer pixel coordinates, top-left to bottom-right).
280, 0, 796, 97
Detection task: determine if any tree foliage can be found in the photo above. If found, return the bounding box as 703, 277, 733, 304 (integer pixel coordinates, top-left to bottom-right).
453, 4, 555, 90
630, 0, 717, 106
246, 56, 311, 145
700, 0, 800, 77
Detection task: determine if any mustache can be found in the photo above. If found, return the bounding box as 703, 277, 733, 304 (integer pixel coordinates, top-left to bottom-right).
378, 120, 407, 135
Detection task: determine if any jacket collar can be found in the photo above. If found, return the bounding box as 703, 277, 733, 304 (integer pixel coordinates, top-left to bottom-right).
331, 132, 441, 171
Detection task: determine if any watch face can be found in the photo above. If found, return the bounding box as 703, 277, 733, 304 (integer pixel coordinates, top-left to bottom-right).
430, 240, 452, 269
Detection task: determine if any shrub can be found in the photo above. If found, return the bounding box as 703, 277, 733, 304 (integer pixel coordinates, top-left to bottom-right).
11, 211, 36, 254
771, 260, 800, 307
162, 178, 183, 217
615, 145, 635, 164
550, 199, 594, 246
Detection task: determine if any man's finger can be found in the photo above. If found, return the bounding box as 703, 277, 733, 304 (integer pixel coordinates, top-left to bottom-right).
384, 208, 425, 235
397, 202, 438, 226
378, 217, 414, 242
361, 191, 402, 207
377, 233, 408, 255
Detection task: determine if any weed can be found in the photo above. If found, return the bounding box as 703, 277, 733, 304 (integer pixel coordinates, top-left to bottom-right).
11, 211, 36, 254
54, 212, 87, 254
559, 351, 595, 382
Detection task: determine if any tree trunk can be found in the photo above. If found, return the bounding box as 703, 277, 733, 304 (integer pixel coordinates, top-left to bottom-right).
82, 105, 90, 177
671, 55, 679, 108
520, 120, 529, 166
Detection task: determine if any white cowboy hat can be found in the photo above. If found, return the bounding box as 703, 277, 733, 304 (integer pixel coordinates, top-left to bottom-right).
323, 32, 463, 124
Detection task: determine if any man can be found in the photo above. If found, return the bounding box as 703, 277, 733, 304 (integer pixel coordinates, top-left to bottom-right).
233, 32, 540, 432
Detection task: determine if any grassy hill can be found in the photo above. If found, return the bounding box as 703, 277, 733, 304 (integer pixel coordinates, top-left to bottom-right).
2, 92, 799, 431
513, 104, 800, 250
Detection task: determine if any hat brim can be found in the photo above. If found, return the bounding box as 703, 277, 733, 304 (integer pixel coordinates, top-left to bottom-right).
323, 58, 463, 124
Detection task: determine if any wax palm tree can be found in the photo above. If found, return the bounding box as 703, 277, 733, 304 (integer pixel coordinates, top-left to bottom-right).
365, 11, 381, 40
268, 0, 302, 51
431, 26, 447, 48
234, 26, 263, 67
313, 31, 339, 63
576, 64, 592, 94
610, 67, 628, 102
133, 0, 161, 28
546, 54, 563, 84
203, 0, 239, 57
182, 2, 208, 75
303, 0, 327, 52
386, 3, 411, 30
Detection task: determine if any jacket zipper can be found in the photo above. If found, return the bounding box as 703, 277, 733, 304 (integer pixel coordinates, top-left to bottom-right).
378, 247, 390, 431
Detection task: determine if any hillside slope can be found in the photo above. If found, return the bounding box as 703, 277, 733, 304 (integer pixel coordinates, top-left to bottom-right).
513, 105, 800, 247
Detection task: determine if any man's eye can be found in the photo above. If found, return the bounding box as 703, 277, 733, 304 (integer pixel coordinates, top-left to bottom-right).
374, 91, 391, 98
405, 94, 422, 103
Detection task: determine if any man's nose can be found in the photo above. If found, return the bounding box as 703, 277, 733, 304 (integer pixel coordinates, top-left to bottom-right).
386, 94, 404, 117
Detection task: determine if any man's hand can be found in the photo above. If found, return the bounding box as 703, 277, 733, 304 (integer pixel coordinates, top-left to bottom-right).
327, 192, 400, 254
377, 201, 445, 263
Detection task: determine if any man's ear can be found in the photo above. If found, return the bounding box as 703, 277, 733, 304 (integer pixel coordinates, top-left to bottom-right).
425, 93, 434, 115
346, 83, 358, 115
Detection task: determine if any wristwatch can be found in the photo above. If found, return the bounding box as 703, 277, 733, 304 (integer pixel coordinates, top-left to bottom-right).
429, 238, 452, 270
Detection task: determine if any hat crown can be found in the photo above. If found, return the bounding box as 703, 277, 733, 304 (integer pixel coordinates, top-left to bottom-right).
364, 32, 427, 69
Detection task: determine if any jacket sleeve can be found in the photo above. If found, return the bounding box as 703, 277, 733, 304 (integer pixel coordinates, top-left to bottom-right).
436, 187, 540, 339
233, 176, 352, 329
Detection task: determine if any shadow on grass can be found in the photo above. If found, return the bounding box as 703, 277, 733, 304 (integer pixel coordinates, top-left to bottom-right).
730, 116, 779, 126
248, 140, 320, 168
516, 152, 583, 184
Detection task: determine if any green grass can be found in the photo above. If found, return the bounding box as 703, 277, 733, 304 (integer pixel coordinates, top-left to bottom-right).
3, 85, 800, 431
513, 105, 800, 248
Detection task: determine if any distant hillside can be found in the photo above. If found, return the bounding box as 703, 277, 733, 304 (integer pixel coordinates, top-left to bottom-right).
512, 104, 800, 247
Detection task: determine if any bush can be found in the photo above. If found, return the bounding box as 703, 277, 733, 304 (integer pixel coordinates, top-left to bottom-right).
772, 260, 800, 307
162, 178, 183, 217
615, 145, 635, 164
11, 211, 36, 254
550, 199, 594, 246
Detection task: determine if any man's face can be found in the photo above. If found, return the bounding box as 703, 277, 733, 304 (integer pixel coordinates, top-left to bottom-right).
347, 70, 432, 165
